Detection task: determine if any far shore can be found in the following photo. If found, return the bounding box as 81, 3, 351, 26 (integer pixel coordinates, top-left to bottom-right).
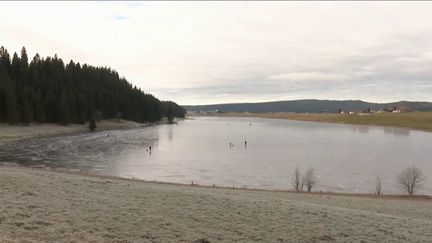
192, 111, 432, 132
0, 119, 147, 143
1, 165, 432, 242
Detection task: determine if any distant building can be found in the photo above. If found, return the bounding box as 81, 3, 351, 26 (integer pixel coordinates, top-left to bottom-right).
398, 106, 411, 112
385, 105, 411, 113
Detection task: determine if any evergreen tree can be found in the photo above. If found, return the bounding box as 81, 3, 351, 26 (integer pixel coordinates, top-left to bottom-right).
29, 54, 41, 87
32, 90, 45, 124
20, 100, 32, 125
89, 117, 96, 131
20, 47, 29, 82
58, 89, 70, 125
44, 88, 57, 123
0, 69, 18, 123
0, 46, 11, 73
167, 104, 174, 124
11, 52, 21, 84
68, 91, 78, 123
76, 93, 87, 124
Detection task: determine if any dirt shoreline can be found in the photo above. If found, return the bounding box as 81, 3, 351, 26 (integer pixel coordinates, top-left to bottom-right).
0, 119, 146, 143
1, 166, 432, 242
2, 164, 430, 202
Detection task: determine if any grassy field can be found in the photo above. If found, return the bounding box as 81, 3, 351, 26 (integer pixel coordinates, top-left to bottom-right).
1, 166, 432, 242
202, 112, 432, 132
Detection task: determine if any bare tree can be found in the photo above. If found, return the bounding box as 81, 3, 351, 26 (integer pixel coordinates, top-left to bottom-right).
291, 166, 303, 192
375, 175, 382, 195
300, 177, 305, 192
397, 165, 426, 196
303, 168, 317, 192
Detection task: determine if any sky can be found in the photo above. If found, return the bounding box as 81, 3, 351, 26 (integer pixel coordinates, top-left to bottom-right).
1, 1, 432, 105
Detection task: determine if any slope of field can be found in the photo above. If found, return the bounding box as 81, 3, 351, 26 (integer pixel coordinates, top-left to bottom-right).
1, 167, 431, 242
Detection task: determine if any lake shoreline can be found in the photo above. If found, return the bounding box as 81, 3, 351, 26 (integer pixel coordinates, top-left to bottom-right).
192, 112, 432, 132
0, 119, 148, 143
2, 164, 429, 201
1, 165, 432, 242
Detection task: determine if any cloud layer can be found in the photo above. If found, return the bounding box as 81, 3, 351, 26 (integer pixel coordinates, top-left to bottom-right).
1, 2, 432, 105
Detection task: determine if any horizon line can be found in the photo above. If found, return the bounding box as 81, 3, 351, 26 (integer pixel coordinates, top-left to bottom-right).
182, 99, 432, 107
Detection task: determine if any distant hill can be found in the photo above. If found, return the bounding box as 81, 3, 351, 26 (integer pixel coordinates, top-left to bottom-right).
183, 100, 432, 113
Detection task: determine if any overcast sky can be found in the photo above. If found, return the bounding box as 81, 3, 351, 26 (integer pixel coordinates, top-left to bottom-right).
1, 1, 432, 105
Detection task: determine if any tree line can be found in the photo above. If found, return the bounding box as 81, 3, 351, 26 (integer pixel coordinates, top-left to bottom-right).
0, 46, 185, 125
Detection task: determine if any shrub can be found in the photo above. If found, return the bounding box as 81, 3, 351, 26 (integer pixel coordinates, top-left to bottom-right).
397, 165, 425, 196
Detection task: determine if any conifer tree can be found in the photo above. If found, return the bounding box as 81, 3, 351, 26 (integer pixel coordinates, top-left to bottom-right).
11, 52, 21, 84
0, 69, 18, 124
44, 88, 57, 123
58, 89, 70, 125
0, 46, 11, 72
32, 90, 45, 124
89, 117, 96, 131
20, 100, 32, 125
20, 47, 29, 81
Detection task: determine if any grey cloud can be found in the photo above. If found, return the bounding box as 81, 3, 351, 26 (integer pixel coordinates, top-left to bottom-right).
3, 2, 432, 104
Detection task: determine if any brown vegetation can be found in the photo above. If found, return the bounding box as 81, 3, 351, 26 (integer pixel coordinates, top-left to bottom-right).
1, 166, 432, 242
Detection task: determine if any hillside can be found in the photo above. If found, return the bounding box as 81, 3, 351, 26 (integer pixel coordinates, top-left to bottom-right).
184, 99, 432, 113
0, 46, 186, 125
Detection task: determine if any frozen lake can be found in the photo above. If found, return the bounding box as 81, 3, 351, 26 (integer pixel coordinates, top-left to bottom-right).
1, 116, 431, 194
